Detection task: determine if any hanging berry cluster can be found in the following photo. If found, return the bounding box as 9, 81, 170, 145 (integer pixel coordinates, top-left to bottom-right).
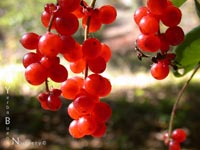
163, 129, 187, 150
133, 0, 184, 80
20, 0, 117, 138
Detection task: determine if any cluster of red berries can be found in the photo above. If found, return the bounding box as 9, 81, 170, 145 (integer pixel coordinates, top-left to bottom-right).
163, 128, 187, 150
133, 0, 184, 80
20, 0, 116, 138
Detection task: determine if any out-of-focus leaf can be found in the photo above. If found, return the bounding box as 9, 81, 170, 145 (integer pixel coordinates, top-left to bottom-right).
171, 0, 187, 7
173, 26, 200, 77
194, 0, 200, 18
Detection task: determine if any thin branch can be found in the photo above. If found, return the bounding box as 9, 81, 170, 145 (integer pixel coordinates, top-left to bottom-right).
168, 62, 200, 140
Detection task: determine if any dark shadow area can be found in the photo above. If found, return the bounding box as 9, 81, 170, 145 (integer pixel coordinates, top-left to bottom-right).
0, 83, 200, 150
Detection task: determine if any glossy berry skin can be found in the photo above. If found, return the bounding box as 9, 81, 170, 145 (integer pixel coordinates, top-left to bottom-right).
172, 128, 187, 143
161, 6, 182, 27
38, 32, 63, 57
61, 77, 83, 100
137, 34, 160, 52
165, 26, 184, 46
147, 0, 168, 15
99, 5, 117, 24
134, 6, 148, 25
20, 32, 40, 50
67, 102, 80, 119
58, 0, 80, 12
55, 13, 79, 35
169, 141, 181, 150
25, 62, 48, 85
77, 115, 97, 135
73, 94, 98, 115
69, 120, 85, 138
92, 122, 106, 138
47, 94, 62, 111
48, 64, 68, 82
88, 56, 106, 73
150, 61, 169, 80
92, 102, 112, 123
22, 52, 41, 68
139, 15, 159, 34
82, 38, 102, 59
41, 11, 56, 29
84, 74, 112, 97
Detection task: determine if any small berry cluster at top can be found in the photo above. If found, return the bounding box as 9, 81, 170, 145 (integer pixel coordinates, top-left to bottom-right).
133, 0, 184, 80
20, 0, 117, 138
163, 128, 187, 150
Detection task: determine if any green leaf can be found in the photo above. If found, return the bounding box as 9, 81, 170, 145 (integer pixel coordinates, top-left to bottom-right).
174, 26, 200, 77
194, 0, 200, 18
171, 0, 187, 7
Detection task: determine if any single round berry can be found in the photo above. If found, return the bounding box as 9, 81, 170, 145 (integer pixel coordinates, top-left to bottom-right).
25, 62, 48, 85
172, 128, 187, 143
165, 26, 184, 46
161, 5, 182, 27
150, 61, 169, 80
136, 34, 160, 52
77, 115, 97, 135
38, 32, 63, 57
20, 32, 40, 50
169, 141, 181, 150
69, 120, 85, 138
22, 52, 41, 68
139, 15, 159, 34
134, 6, 149, 25
92, 102, 112, 123
84, 74, 112, 97
147, 0, 168, 15
82, 38, 102, 59
99, 5, 117, 24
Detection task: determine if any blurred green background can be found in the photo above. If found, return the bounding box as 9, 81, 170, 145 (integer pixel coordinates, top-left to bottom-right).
0, 0, 200, 150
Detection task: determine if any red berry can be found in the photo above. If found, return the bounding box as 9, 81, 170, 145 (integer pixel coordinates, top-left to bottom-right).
99, 5, 117, 24
165, 26, 184, 46
100, 43, 112, 62
22, 52, 41, 68
172, 128, 187, 143
139, 15, 159, 34
150, 61, 169, 80
88, 56, 107, 73
161, 5, 182, 27
25, 62, 48, 85
55, 13, 79, 35
48, 64, 68, 82
70, 59, 86, 73
58, 0, 80, 12
47, 94, 62, 111
20, 32, 40, 50
61, 77, 83, 100
137, 34, 160, 52
73, 94, 98, 115
134, 6, 149, 25
84, 74, 112, 97
67, 102, 81, 119
82, 9, 102, 33
77, 115, 97, 135
169, 141, 181, 150
41, 11, 56, 29
38, 32, 63, 57
82, 38, 102, 59
92, 102, 112, 123
147, 0, 168, 15
69, 120, 85, 138
92, 122, 106, 138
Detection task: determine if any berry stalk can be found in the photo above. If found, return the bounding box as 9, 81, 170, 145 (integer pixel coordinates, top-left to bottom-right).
83, 0, 97, 78
168, 62, 200, 140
